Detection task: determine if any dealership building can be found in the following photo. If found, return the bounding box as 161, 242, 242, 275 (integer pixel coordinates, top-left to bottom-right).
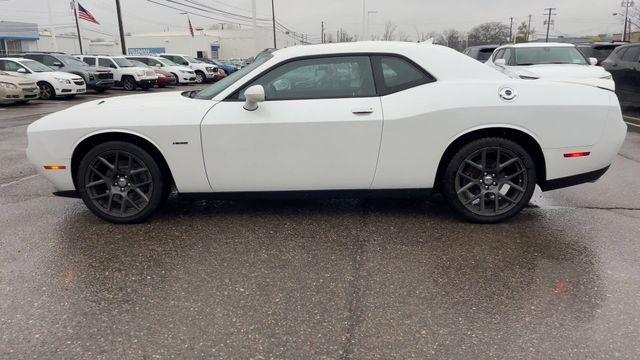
0, 21, 39, 55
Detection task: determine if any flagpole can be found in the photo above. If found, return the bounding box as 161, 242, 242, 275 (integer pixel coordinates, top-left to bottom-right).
72, 0, 84, 54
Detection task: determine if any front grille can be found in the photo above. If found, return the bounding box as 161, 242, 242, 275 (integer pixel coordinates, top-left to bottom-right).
73, 80, 85, 86
145, 70, 155, 76
98, 72, 113, 80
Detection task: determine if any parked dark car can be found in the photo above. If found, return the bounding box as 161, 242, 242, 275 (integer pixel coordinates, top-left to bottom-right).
602, 43, 640, 107
576, 42, 626, 66
462, 45, 499, 63
196, 58, 237, 75
21, 52, 114, 92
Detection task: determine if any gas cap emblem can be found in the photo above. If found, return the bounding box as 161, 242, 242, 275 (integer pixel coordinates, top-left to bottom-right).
499, 87, 518, 102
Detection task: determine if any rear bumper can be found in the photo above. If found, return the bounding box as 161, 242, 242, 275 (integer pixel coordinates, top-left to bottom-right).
539, 165, 610, 191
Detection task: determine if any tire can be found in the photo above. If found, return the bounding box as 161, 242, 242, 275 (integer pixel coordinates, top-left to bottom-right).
442, 137, 536, 223
77, 141, 165, 223
122, 76, 137, 91
171, 73, 180, 85
194, 70, 205, 84
38, 82, 55, 100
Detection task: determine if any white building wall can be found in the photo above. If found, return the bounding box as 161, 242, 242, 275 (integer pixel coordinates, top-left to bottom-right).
36, 34, 120, 55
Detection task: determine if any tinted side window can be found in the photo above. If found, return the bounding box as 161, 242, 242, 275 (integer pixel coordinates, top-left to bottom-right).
99, 58, 116, 68
41, 55, 59, 66
493, 49, 505, 60
621, 46, 640, 62
24, 54, 44, 63
238, 56, 376, 100
0, 60, 26, 72
503, 48, 514, 64
374, 56, 434, 95
83, 57, 96, 66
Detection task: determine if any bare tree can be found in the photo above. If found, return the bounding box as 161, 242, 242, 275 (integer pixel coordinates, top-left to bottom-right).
336, 28, 358, 42
424, 31, 445, 45
382, 22, 397, 41
398, 31, 410, 42
467, 22, 510, 46
441, 29, 465, 51
515, 21, 535, 43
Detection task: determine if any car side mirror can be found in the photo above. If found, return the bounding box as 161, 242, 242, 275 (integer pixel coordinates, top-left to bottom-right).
588, 57, 598, 66
17, 68, 27, 73
155, 63, 162, 67
53, 61, 63, 67
494, 58, 507, 67
243, 85, 265, 111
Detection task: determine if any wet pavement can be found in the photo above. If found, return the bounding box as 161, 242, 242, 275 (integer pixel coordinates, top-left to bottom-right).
1, 90, 640, 359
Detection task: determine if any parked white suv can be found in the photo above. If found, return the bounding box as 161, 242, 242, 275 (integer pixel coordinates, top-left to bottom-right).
158, 54, 218, 83
0, 57, 86, 100
486, 42, 615, 91
77, 55, 157, 90
125, 56, 196, 84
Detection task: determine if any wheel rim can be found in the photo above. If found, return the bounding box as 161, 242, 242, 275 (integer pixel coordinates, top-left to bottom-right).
39, 84, 51, 99
195, 73, 204, 83
455, 147, 528, 216
84, 150, 153, 218
124, 79, 134, 90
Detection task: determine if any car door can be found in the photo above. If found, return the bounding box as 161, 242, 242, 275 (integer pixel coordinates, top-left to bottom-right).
617, 46, 640, 103
98, 57, 121, 81
0, 59, 31, 79
200, 55, 383, 192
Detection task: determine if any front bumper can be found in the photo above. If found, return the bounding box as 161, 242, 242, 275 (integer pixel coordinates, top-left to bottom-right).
54, 83, 86, 96
87, 79, 115, 90
156, 75, 177, 86
1, 86, 39, 103
136, 79, 157, 88
178, 73, 197, 83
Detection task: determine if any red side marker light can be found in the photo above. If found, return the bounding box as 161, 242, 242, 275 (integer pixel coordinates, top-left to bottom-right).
563, 152, 590, 158
44, 165, 66, 170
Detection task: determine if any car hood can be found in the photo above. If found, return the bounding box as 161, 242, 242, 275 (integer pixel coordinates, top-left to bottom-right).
48, 71, 83, 80
0, 74, 25, 84
511, 64, 609, 79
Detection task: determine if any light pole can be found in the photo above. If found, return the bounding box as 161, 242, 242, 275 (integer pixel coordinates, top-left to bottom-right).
271, 0, 277, 48
621, 0, 634, 42
614, 11, 637, 41
366, 10, 377, 40
361, 0, 366, 40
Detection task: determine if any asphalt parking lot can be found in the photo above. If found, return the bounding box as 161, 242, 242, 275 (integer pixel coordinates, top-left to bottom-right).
1, 88, 640, 359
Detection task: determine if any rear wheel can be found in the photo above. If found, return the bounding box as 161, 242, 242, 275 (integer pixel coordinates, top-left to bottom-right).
77, 141, 165, 223
442, 137, 536, 223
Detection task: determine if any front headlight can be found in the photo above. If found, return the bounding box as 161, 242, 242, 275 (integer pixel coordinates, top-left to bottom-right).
137, 70, 145, 76
601, 75, 612, 80
157, 73, 165, 78
0, 82, 18, 89
206, 66, 215, 72
54, 77, 71, 84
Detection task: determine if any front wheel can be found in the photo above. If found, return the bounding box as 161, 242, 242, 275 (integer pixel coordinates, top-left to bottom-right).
442, 137, 536, 223
77, 141, 165, 223
38, 82, 55, 100
122, 76, 137, 91
194, 71, 205, 84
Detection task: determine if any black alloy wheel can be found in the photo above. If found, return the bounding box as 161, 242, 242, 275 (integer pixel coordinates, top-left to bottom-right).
77, 141, 165, 223
443, 137, 536, 223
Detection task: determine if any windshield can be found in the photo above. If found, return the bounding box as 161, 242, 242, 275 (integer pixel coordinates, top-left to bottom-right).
129, 60, 150, 68
158, 58, 178, 66
113, 57, 134, 67
59, 54, 89, 67
23, 60, 53, 72
195, 53, 273, 99
514, 46, 588, 66
183, 55, 199, 63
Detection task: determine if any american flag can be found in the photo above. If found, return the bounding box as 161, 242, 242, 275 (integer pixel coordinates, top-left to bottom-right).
78, 2, 100, 25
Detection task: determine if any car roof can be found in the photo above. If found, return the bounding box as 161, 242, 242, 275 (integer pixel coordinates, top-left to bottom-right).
467, 44, 500, 49
271, 41, 450, 59
0, 57, 30, 61
505, 42, 576, 48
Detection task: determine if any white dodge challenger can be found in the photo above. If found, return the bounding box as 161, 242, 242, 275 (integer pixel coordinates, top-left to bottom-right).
26, 42, 627, 224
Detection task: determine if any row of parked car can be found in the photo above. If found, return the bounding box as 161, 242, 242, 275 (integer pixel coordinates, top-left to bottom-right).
0, 52, 239, 105
462, 42, 640, 107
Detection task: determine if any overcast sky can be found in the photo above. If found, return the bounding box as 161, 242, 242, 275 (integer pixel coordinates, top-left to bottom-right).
0, 0, 628, 41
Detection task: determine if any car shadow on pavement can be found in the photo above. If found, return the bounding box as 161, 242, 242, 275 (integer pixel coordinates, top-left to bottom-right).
38, 196, 606, 357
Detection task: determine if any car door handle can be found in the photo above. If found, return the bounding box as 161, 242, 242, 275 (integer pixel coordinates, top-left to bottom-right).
352, 107, 374, 115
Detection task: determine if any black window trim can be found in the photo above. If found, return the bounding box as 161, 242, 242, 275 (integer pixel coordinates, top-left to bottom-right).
224, 52, 437, 102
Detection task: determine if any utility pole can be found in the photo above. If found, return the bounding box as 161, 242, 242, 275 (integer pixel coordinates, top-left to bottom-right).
622, 0, 633, 42
47, 0, 58, 51
271, 0, 277, 48
361, 0, 366, 40
509, 17, 514, 43
115, 0, 127, 55
72, 0, 83, 54
527, 14, 532, 42
252, 0, 258, 53
544, 7, 557, 42
321, 21, 324, 43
